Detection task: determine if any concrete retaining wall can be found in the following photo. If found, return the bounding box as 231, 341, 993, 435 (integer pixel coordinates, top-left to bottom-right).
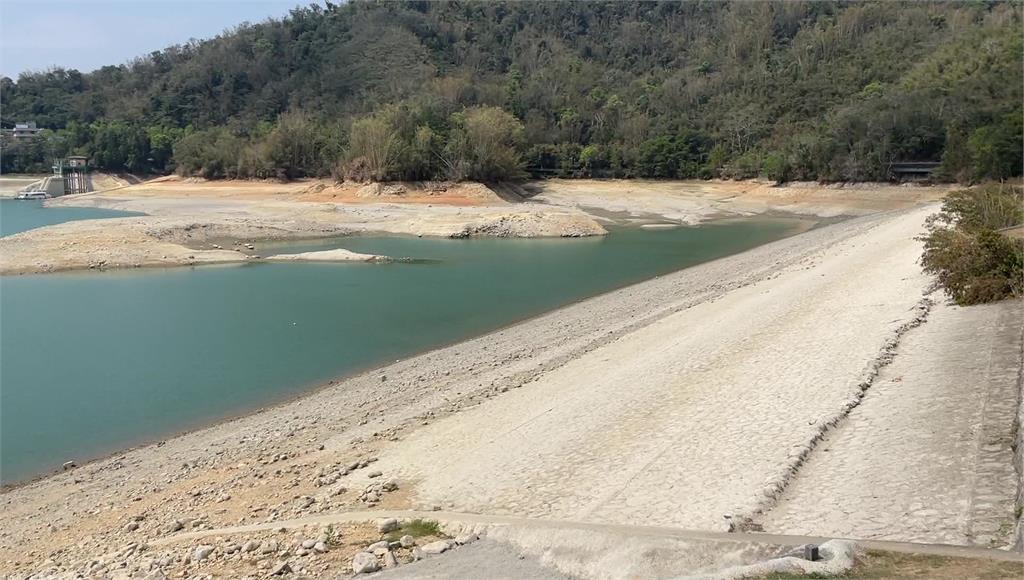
1014, 317, 1024, 552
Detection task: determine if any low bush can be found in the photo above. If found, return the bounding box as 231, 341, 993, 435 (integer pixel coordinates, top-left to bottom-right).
921, 183, 1024, 305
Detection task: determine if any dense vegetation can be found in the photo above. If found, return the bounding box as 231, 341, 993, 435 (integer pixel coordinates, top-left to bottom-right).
2, 1, 1021, 183
921, 184, 1023, 305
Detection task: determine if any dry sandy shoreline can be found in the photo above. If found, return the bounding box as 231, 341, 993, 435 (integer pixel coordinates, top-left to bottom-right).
6, 202, 1015, 580
0, 176, 949, 275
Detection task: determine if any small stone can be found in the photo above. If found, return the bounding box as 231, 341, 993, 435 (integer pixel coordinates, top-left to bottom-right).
193, 545, 214, 562
367, 540, 389, 552
168, 520, 184, 533
270, 561, 292, 575
301, 539, 317, 549
383, 551, 398, 568
241, 540, 260, 553
367, 470, 383, 478
420, 540, 451, 554
399, 535, 415, 548
313, 541, 328, 553
352, 552, 379, 574
124, 522, 139, 532
381, 479, 399, 492
260, 540, 279, 554
454, 533, 478, 545
377, 518, 399, 533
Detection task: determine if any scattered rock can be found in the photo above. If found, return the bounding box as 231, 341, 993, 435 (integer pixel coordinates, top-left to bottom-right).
260, 540, 279, 554
313, 541, 328, 554
61, 460, 77, 471
301, 539, 317, 549
383, 551, 398, 568
420, 540, 451, 554
124, 521, 139, 532
399, 535, 415, 548
352, 551, 379, 574
241, 540, 260, 553
367, 540, 390, 552
454, 532, 479, 545
377, 518, 399, 533
193, 545, 214, 562
270, 561, 292, 576
367, 470, 383, 478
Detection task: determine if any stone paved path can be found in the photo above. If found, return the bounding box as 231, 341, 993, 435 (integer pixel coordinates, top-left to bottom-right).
374, 207, 939, 532
759, 299, 1023, 547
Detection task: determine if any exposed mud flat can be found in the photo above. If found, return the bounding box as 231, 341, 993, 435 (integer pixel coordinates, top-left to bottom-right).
2, 176, 948, 276
1, 179, 606, 275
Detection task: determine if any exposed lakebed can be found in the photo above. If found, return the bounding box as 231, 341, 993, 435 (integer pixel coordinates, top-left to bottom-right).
0, 203, 811, 484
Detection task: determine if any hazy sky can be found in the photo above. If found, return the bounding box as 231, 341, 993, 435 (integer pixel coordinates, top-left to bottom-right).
0, 0, 303, 79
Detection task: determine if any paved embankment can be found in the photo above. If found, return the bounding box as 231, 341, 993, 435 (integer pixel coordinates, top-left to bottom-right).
371, 206, 940, 531
759, 299, 1023, 547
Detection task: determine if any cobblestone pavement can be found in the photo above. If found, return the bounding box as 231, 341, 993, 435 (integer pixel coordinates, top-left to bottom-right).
374, 207, 940, 532
759, 299, 1023, 547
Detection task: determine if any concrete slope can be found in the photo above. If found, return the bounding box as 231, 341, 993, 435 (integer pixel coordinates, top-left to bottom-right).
370, 206, 938, 531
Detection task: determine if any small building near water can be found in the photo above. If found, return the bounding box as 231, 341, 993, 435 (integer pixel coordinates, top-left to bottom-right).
53, 156, 91, 194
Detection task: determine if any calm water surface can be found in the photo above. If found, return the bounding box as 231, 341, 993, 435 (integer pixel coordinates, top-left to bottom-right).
1, 198, 141, 236
0, 209, 808, 484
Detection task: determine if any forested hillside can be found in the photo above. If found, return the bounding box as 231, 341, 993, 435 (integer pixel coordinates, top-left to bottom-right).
2, 0, 1021, 183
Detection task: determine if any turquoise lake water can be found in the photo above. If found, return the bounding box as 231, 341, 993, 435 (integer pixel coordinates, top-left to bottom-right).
0, 201, 809, 484
1, 198, 142, 236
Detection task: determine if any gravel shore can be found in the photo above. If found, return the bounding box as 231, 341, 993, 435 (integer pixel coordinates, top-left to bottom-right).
3, 202, 1018, 579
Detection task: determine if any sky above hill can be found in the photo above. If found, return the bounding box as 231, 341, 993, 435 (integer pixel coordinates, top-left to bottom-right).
0, 0, 300, 78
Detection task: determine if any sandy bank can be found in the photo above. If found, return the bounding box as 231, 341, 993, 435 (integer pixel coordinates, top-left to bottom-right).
264, 248, 390, 263
528, 178, 952, 224
2, 176, 948, 276
7, 204, 1017, 580
1, 179, 605, 274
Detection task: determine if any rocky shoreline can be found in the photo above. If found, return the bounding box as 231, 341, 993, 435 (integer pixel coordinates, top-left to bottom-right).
0, 205, 607, 275
0, 209, 927, 578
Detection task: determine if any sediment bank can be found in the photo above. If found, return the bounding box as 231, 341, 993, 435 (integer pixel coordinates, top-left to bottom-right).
1, 177, 948, 275
7, 203, 1018, 580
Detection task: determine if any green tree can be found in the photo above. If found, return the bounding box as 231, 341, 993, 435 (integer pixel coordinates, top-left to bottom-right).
344, 115, 402, 182
445, 107, 525, 181
967, 112, 1023, 181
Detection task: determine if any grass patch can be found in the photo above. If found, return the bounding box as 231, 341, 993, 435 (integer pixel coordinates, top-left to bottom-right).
760, 550, 1024, 579
383, 518, 442, 542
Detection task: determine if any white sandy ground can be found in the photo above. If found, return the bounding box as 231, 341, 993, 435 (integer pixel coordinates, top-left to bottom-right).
367, 205, 945, 531
527, 179, 951, 224
758, 299, 1023, 547
0, 177, 950, 275
264, 248, 390, 263
2, 204, 1022, 579
0, 197, 605, 275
